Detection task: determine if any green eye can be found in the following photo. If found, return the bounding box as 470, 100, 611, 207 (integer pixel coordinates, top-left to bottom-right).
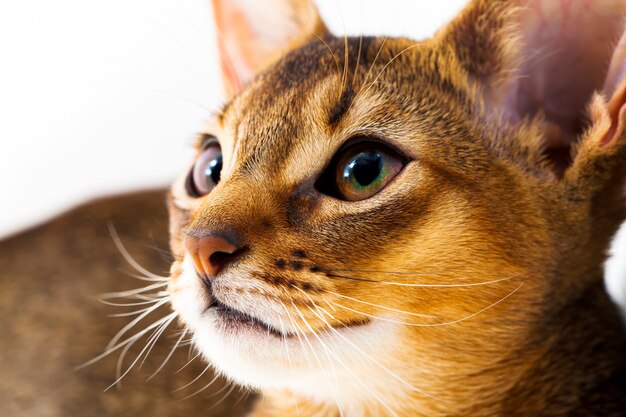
324, 141, 405, 201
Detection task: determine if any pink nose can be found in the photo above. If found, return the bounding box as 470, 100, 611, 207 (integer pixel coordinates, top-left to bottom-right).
184, 234, 239, 278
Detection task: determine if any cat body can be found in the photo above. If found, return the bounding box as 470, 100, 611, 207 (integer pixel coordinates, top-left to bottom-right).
0, 192, 253, 417
164, 0, 626, 416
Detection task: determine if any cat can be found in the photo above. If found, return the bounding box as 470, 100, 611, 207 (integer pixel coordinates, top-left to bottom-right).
164, 0, 626, 416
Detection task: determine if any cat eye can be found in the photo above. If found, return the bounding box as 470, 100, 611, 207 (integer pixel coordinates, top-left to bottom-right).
187, 142, 223, 197
317, 140, 405, 201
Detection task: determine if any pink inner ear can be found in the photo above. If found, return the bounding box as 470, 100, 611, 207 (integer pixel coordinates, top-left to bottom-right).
602, 31, 626, 146
604, 31, 626, 98
496, 0, 626, 164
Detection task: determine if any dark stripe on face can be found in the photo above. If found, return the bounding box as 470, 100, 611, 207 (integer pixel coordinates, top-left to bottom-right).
232, 36, 377, 175
328, 85, 354, 126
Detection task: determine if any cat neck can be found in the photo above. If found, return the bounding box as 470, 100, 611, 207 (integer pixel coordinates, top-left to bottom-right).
437, 279, 626, 417
495, 280, 626, 417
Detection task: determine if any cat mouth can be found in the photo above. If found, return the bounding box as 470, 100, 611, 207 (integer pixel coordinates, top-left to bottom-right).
198, 275, 370, 337
206, 299, 290, 338
199, 276, 292, 337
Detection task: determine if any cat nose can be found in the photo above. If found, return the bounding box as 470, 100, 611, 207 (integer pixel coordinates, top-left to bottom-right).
184, 234, 240, 279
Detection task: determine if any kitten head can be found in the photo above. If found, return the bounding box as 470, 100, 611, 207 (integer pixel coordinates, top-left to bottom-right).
167, 0, 626, 410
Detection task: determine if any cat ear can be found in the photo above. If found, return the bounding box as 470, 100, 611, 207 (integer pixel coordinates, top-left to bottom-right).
211, 0, 327, 98
438, 0, 626, 176
602, 31, 626, 147
568, 30, 626, 190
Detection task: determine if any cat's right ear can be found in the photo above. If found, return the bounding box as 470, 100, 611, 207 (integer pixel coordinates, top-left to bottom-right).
211, 0, 327, 99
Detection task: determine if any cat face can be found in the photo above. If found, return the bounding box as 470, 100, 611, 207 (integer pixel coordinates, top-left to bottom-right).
167, 0, 626, 408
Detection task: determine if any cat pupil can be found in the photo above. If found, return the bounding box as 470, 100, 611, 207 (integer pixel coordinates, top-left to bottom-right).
345, 151, 383, 186
205, 154, 222, 184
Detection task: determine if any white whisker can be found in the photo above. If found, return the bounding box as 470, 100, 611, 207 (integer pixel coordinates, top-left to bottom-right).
327, 291, 437, 319
286, 301, 345, 416
107, 222, 169, 281
77, 312, 176, 370
147, 327, 188, 380
109, 301, 171, 318
326, 271, 523, 288
276, 313, 302, 417
179, 371, 222, 401
107, 312, 177, 390
106, 297, 170, 350
295, 286, 435, 401
175, 350, 202, 375
174, 362, 212, 393
291, 297, 400, 416
100, 282, 169, 301
331, 280, 526, 328
287, 299, 346, 417
100, 298, 165, 307
206, 382, 237, 410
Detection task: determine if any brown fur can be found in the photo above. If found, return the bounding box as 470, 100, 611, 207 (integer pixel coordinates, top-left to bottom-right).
0, 191, 252, 417
167, 1, 626, 416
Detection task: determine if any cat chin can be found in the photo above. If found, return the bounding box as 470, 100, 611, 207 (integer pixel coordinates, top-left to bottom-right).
189, 315, 404, 402
170, 256, 405, 399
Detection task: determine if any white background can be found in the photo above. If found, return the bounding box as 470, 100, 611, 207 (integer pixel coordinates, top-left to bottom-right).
0, 0, 623, 304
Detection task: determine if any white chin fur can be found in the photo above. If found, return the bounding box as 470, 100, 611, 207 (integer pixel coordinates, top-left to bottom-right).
170, 255, 403, 403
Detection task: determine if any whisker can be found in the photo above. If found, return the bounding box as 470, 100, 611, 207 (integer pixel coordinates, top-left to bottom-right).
326, 291, 437, 319
323, 267, 452, 276
107, 313, 177, 390
179, 338, 195, 347
102, 292, 168, 303
206, 382, 237, 410
313, 33, 341, 81
147, 327, 188, 380
124, 271, 169, 283
135, 239, 173, 261
111, 337, 139, 389
232, 387, 254, 408
77, 312, 176, 370
290, 293, 401, 416
287, 299, 346, 417
331, 280, 527, 328
178, 370, 221, 401
107, 223, 169, 281
100, 298, 165, 307
137, 315, 177, 369
174, 362, 212, 392
124, 314, 173, 375
362, 43, 421, 97
279, 304, 323, 416
100, 282, 169, 300
117, 320, 168, 382
352, 31, 364, 90
325, 271, 524, 288
175, 351, 202, 374
106, 297, 171, 350
109, 301, 171, 318
295, 286, 435, 401
361, 34, 389, 89
276, 313, 302, 417
335, 0, 350, 96
359, 0, 411, 94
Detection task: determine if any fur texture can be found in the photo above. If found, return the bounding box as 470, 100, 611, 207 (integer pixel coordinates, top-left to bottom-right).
166, 1, 626, 416
0, 192, 254, 417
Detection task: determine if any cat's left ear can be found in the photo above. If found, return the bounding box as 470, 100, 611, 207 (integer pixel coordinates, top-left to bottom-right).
437, 0, 626, 183
211, 0, 328, 98
569, 30, 626, 192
